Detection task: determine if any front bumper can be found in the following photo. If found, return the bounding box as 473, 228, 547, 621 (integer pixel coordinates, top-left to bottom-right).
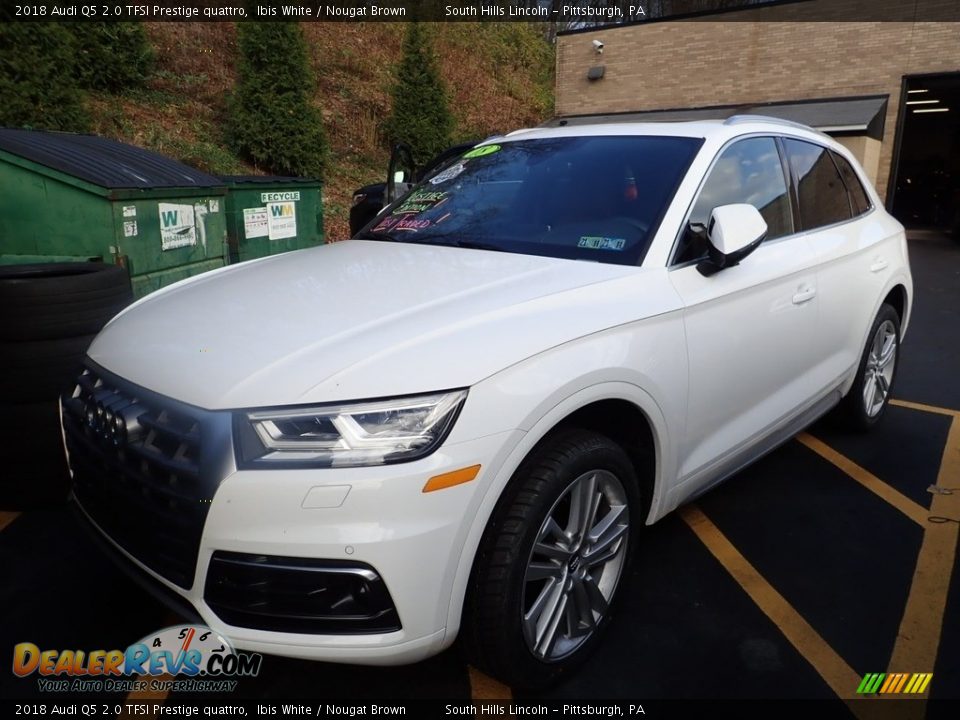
199, 429, 516, 663
67, 396, 517, 664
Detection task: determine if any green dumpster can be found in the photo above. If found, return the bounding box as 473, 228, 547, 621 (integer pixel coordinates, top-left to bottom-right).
0, 128, 228, 298
220, 176, 324, 264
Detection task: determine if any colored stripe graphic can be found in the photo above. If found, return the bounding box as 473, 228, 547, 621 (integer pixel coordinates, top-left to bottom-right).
857, 673, 884, 693
857, 672, 932, 694
879, 673, 897, 693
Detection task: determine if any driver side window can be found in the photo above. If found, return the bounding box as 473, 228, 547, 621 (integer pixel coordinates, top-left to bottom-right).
675, 137, 794, 265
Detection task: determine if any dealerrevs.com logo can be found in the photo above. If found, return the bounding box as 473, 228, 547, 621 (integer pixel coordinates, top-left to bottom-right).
13, 625, 262, 693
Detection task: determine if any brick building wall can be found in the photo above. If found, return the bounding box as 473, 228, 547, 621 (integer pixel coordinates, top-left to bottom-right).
555, 0, 960, 199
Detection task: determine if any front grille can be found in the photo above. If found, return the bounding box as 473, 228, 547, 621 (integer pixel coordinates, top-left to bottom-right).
63, 365, 212, 589
70, 498, 203, 623
205, 551, 402, 634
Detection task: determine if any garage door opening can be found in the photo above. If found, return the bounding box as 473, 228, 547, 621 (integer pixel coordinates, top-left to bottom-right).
890, 73, 960, 234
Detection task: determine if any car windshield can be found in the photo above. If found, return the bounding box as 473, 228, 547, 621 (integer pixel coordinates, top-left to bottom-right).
359, 135, 704, 266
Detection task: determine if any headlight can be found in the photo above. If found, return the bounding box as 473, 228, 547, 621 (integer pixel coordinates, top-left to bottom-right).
234, 390, 467, 468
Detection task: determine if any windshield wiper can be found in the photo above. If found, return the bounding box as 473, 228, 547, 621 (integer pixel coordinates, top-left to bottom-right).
358, 231, 505, 253
451, 240, 506, 252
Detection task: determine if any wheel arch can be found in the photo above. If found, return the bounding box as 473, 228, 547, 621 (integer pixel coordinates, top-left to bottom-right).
550, 398, 657, 522
839, 275, 911, 400
442, 381, 671, 646
882, 283, 909, 326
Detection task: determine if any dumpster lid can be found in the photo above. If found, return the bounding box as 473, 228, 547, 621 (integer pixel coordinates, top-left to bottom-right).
0, 128, 223, 190
219, 175, 320, 184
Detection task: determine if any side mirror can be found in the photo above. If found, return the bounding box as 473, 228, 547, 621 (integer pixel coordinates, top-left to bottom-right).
696, 203, 767, 277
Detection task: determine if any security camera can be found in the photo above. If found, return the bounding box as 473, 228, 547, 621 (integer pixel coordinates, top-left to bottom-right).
592, 39, 604, 53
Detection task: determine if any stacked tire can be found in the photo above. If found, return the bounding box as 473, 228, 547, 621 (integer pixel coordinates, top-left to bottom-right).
0, 263, 133, 509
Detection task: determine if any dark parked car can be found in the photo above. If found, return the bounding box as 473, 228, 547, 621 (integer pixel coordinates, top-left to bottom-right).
349, 141, 480, 236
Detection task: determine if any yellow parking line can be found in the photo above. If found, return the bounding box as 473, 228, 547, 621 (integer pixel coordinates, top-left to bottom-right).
0, 511, 20, 532
796, 433, 928, 526
469, 665, 513, 700
680, 505, 862, 699
890, 398, 960, 418
888, 416, 960, 690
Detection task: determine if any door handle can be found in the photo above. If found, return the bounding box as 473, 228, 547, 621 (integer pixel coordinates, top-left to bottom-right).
792, 287, 816, 305
870, 258, 889, 273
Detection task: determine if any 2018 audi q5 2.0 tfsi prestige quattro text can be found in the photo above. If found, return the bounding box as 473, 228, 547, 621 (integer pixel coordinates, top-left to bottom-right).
62, 117, 912, 688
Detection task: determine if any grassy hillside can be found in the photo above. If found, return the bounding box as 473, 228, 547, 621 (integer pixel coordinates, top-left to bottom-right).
87, 22, 554, 240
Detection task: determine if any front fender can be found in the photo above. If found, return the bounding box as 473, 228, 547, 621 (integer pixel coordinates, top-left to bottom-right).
439, 315, 688, 645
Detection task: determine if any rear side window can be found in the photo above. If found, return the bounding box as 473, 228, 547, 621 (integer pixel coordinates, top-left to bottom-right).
675, 137, 793, 264
783, 139, 852, 230
830, 151, 872, 216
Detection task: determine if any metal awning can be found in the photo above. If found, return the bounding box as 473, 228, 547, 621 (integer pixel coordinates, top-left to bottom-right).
546, 95, 888, 139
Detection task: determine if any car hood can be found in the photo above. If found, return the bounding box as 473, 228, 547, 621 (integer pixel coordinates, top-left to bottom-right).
89, 240, 642, 409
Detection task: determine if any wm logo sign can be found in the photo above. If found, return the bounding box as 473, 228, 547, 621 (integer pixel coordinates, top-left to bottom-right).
857, 672, 932, 694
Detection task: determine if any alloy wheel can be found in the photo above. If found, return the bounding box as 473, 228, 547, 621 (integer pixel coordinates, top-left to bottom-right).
863, 319, 897, 417
521, 469, 630, 661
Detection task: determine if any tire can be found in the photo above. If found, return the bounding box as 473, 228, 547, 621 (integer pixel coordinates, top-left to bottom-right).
0, 334, 95, 403
0, 400, 71, 510
836, 303, 901, 431
464, 428, 641, 689
0, 262, 133, 342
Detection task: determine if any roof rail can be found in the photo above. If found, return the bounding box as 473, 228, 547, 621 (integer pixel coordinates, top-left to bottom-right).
723, 114, 831, 139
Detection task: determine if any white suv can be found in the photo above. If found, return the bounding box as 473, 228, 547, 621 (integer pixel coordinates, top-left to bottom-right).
62, 117, 912, 688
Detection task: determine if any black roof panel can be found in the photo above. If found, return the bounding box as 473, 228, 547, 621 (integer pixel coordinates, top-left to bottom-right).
0, 128, 223, 189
